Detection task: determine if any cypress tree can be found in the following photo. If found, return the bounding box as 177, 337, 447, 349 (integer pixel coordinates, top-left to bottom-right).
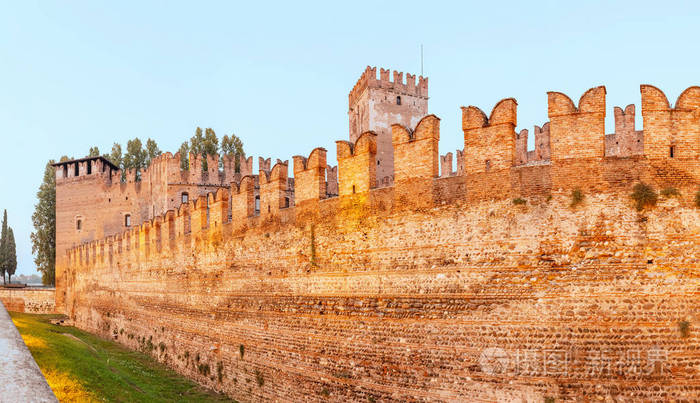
6, 228, 16, 284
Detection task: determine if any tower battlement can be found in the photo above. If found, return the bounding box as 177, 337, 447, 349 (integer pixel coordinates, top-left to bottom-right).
348, 66, 429, 107
348, 66, 430, 187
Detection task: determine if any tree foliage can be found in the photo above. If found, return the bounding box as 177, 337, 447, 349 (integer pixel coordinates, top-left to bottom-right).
180, 127, 245, 172
188, 127, 221, 171
145, 138, 162, 166
178, 142, 190, 170
0, 211, 16, 284
97, 129, 244, 175
99, 138, 162, 182
6, 228, 16, 284
221, 133, 244, 156
31, 161, 57, 285
221, 133, 245, 170
123, 138, 147, 173
109, 143, 123, 168
88, 146, 100, 157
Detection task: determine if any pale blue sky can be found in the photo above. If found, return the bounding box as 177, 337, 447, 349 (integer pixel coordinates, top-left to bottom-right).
1, 1, 699, 276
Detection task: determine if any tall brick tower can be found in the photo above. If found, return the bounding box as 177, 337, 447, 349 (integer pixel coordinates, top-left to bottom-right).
348, 67, 428, 186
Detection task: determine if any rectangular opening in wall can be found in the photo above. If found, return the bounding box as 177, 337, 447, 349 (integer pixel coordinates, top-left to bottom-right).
74, 164, 79, 177
669, 145, 675, 158
87, 160, 92, 175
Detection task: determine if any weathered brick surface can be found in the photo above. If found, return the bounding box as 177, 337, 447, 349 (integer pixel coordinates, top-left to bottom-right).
55, 82, 700, 401
548, 87, 606, 162
0, 288, 55, 313
60, 193, 700, 402
393, 115, 440, 209
642, 85, 700, 160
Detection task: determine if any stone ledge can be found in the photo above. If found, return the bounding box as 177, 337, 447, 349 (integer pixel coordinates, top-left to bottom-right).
0, 302, 56, 402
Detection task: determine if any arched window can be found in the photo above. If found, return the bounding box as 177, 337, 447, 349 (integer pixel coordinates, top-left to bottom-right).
255, 195, 260, 214
485, 159, 492, 172
396, 96, 401, 105
284, 197, 290, 208
76, 218, 82, 231
124, 214, 131, 227
181, 192, 189, 204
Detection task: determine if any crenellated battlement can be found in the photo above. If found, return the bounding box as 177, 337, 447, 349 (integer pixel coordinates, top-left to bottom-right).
641, 85, 700, 160
336, 131, 377, 196
293, 148, 328, 210
439, 149, 465, 178
516, 122, 551, 165
57, 82, 700, 315
605, 105, 643, 157
56, 78, 700, 403
348, 66, 429, 108
463, 100, 517, 165
59, 83, 700, 254
53, 156, 119, 182
547, 86, 606, 161
64, 78, 700, 258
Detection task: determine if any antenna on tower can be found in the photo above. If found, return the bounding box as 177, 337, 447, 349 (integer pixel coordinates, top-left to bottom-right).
420, 44, 424, 76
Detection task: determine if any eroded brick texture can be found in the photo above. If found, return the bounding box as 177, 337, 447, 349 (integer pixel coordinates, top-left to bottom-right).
0, 289, 55, 313
56, 82, 700, 402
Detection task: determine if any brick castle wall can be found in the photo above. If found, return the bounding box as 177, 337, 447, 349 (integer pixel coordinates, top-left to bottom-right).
0, 288, 56, 314
56, 84, 700, 401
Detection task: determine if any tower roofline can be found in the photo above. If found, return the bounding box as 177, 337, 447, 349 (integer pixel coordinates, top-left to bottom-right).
349, 66, 428, 106
52, 155, 119, 171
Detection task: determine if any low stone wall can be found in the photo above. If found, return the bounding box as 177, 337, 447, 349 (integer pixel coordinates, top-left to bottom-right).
0, 288, 56, 314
